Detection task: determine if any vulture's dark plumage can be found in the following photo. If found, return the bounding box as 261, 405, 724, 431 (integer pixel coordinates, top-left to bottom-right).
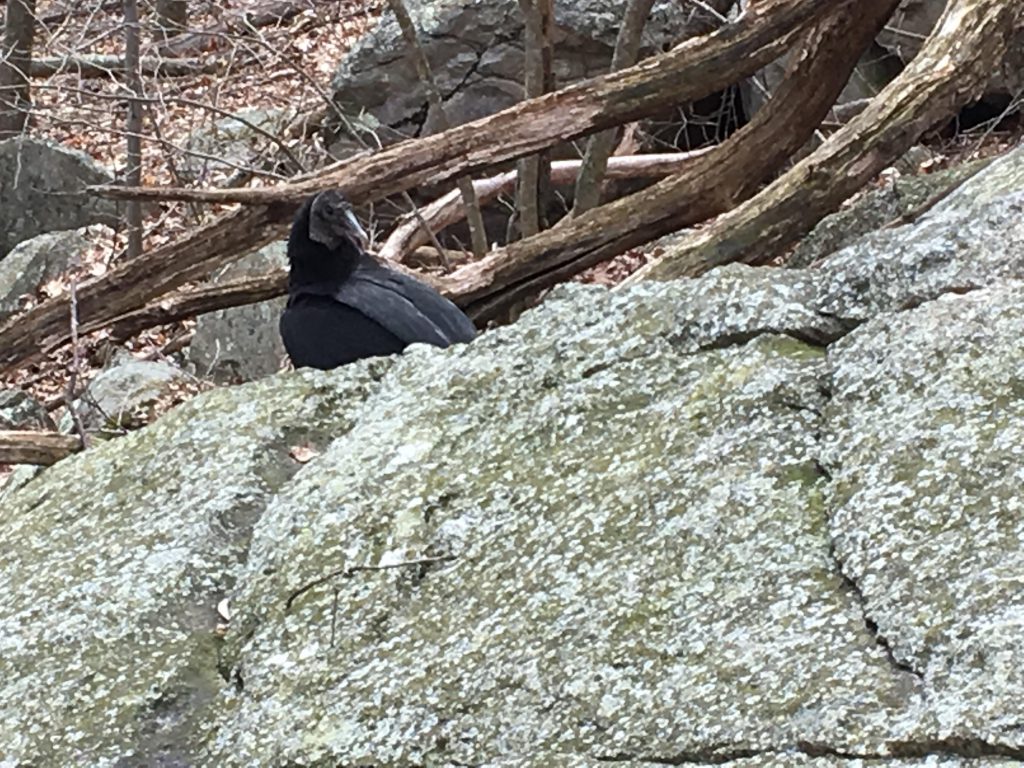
280, 190, 476, 370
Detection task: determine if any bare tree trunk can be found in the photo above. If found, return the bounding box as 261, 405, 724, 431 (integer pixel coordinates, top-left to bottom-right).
0, 0, 36, 139
514, 0, 554, 238
155, 0, 188, 38
634, 0, 1022, 282
124, 0, 144, 259
572, 0, 655, 216
386, 0, 489, 258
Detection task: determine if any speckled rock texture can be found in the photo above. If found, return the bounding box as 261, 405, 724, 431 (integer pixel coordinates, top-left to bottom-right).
1, 145, 1024, 766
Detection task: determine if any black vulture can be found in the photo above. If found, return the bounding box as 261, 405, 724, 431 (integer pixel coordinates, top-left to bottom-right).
280, 190, 476, 370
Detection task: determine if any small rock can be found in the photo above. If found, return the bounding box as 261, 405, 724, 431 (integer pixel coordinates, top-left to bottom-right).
74, 353, 191, 431
0, 389, 56, 431
181, 109, 296, 184
0, 229, 90, 323
187, 242, 288, 383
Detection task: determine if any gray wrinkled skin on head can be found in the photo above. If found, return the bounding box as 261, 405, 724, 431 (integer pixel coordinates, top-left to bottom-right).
308, 190, 368, 251
2, 147, 1024, 765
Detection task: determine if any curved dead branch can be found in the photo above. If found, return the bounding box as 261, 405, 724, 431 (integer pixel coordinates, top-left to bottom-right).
630, 0, 1023, 282
443, 0, 903, 321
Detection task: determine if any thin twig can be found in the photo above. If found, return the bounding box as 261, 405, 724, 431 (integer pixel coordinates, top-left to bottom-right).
64, 257, 90, 449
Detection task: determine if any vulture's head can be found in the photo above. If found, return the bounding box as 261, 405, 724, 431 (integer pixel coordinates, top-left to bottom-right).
305, 189, 369, 252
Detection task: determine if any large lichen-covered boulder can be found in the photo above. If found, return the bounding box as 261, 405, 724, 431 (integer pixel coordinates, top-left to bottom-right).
1, 145, 1024, 764
0, 138, 118, 257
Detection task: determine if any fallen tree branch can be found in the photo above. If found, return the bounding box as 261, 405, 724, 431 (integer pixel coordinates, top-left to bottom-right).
0, 0, 837, 374
156, 0, 327, 56
441, 0, 902, 321
38, 0, 121, 25
100, 271, 288, 343
631, 0, 1022, 282
0, 430, 81, 466
90, 0, 831, 207
29, 55, 222, 78
380, 152, 711, 263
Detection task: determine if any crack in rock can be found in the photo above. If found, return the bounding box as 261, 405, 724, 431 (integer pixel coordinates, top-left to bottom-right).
826, 537, 925, 683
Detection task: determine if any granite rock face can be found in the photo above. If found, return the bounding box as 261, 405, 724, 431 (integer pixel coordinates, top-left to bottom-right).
1, 146, 1024, 765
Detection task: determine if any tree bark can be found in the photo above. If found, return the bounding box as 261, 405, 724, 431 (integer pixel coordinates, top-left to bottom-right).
0, 0, 37, 139
124, 0, 144, 259
0, 430, 81, 466
633, 0, 1023, 282
0, 0, 841, 373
